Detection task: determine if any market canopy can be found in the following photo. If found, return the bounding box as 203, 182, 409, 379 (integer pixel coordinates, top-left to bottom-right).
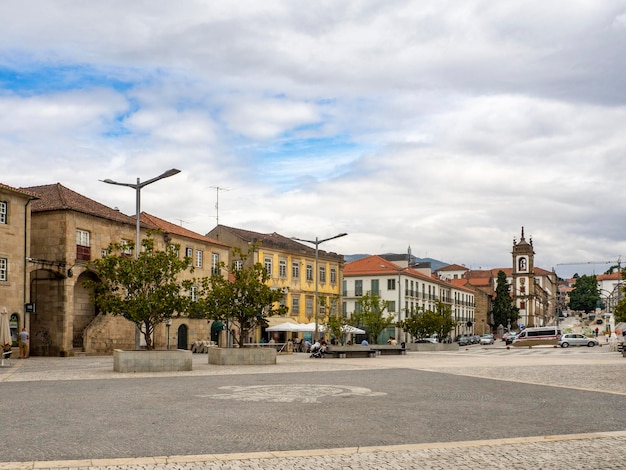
265, 322, 315, 332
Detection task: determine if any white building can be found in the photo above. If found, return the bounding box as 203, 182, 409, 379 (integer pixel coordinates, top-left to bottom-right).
343, 255, 475, 342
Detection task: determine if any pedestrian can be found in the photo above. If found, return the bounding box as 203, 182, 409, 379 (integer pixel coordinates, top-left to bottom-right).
18, 327, 29, 359
595, 327, 599, 338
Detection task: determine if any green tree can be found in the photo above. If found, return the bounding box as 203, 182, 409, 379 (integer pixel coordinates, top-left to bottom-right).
568, 274, 600, 313
351, 291, 394, 344
85, 234, 194, 350
198, 245, 288, 348
490, 270, 519, 330
397, 302, 456, 341
324, 310, 350, 345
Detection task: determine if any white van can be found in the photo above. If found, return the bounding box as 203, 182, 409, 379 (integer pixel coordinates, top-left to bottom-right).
511, 326, 561, 347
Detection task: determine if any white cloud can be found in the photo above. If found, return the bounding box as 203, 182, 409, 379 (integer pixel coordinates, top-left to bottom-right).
1, 0, 625, 280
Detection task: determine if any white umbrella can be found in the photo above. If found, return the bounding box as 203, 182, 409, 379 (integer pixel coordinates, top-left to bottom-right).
266, 322, 315, 332
317, 324, 366, 335
0, 307, 11, 350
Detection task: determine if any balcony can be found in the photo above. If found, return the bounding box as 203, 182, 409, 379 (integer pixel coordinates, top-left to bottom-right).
76, 245, 91, 262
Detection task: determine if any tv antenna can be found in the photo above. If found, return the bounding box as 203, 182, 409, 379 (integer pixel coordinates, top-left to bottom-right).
209, 186, 231, 226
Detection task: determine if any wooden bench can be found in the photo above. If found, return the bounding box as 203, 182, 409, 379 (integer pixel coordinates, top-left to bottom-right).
324, 346, 377, 358
370, 345, 406, 355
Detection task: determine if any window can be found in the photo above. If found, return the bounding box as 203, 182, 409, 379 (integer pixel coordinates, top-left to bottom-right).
76, 229, 90, 246
291, 295, 300, 315
319, 265, 326, 283
185, 247, 193, 258
305, 296, 314, 317
292, 262, 300, 279
371, 279, 379, 296
388, 300, 396, 313
0, 257, 6, 281
330, 298, 338, 315
279, 259, 287, 278
234, 260, 243, 270
319, 296, 326, 315
306, 263, 313, 281
211, 253, 219, 275
355, 280, 363, 296
120, 239, 132, 256
76, 229, 91, 261
0, 201, 6, 224
264, 257, 273, 276
330, 267, 337, 284
195, 250, 203, 268
190, 285, 198, 302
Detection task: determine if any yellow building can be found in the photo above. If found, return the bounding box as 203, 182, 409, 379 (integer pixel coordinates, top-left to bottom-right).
206, 225, 345, 339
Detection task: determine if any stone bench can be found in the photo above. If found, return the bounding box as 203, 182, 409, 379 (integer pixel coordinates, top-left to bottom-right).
370, 345, 406, 355
324, 346, 377, 358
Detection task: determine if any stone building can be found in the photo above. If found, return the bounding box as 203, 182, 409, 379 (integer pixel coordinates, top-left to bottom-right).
0, 183, 39, 347
20, 183, 229, 356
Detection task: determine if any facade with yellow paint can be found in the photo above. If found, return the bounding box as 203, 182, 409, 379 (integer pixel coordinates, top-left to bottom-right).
206, 225, 345, 336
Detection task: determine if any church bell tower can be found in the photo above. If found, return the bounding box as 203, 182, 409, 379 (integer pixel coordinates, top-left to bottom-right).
512, 227, 536, 327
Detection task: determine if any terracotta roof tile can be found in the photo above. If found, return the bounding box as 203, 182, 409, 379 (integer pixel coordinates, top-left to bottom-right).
215, 225, 344, 261
0, 182, 40, 199
436, 263, 468, 272
22, 183, 137, 226
140, 212, 228, 247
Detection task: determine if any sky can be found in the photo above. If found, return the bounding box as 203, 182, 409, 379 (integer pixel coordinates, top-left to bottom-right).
1, 1, 626, 280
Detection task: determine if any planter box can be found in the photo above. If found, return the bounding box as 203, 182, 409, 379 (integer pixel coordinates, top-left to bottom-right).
405, 343, 459, 352
113, 349, 192, 373
208, 347, 276, 365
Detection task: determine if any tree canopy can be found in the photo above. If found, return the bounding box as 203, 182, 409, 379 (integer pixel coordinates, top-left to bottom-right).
568, 274, 600, 313
85, 235, 194, 350
351, 291, 394, 344
397, 301, 456, 341
196, 245, 288, 347
490, 270, 519, 330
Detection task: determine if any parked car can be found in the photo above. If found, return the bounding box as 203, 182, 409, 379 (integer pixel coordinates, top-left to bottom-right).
472, 335, 481, 344
505, 332, 519, 345
456, 334, 472, 346
559, 333, 599, 348
414, 337, 437, 343
479, 334, 495, 345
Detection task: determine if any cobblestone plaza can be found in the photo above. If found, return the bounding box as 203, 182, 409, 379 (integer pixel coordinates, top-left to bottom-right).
1, 346, 624, 469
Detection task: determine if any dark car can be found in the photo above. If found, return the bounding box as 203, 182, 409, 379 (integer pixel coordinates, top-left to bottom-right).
456, 334, 472, 346
505, 332, 519, 345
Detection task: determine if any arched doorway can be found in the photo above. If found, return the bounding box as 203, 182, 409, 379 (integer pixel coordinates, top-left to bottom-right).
177, 324, 188, 350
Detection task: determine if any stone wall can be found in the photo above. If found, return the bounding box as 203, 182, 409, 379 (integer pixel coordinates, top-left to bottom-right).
83, 315, 213, 355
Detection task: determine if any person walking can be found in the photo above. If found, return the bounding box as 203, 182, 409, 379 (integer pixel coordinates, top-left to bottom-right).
18, 327, 29, 359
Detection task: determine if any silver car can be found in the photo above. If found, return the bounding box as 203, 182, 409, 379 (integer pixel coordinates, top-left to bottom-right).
558, 333, 599, 348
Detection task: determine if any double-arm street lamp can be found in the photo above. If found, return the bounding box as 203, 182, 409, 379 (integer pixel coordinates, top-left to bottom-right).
381, 264, 411, 342
292, 232, 348, 341
101, 168, 181, 349
101, 169, 181, 259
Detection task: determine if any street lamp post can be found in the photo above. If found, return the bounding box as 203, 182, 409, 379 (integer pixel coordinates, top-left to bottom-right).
381, 264, 410, 342
101, 168, 181, 348
165, 318, 172, 350
101, 168, 181, 259
292, 233, 347, 341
